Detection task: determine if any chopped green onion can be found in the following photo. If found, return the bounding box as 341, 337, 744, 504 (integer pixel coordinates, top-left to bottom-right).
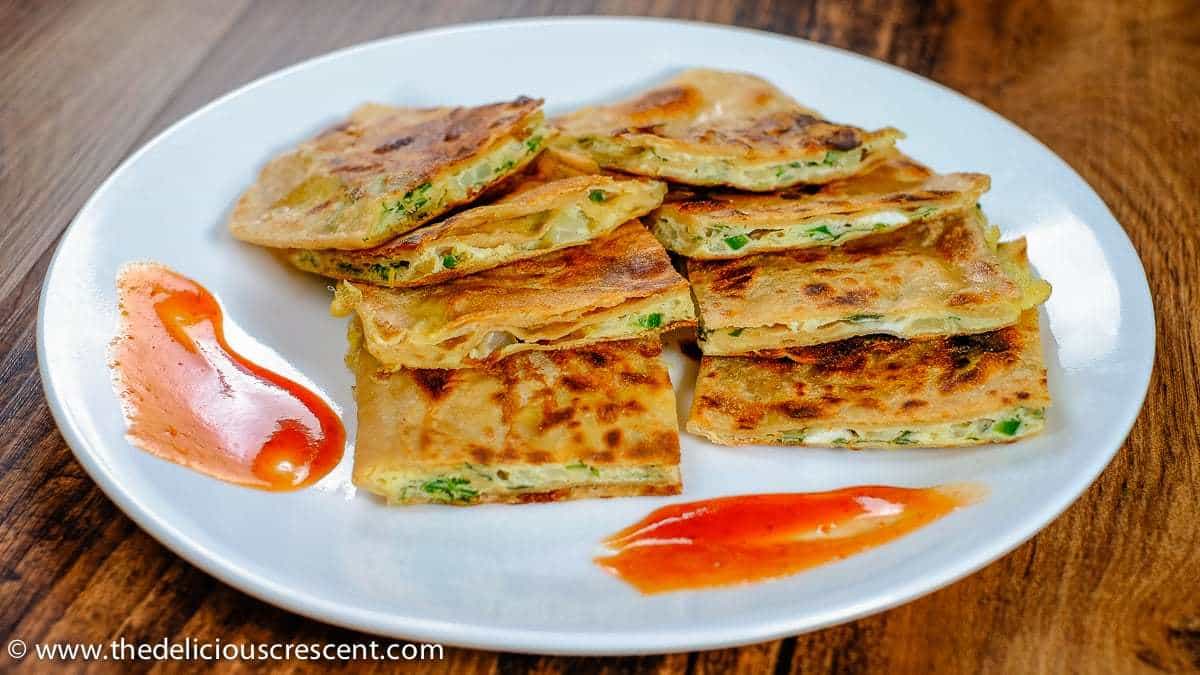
636, 313, 663, 329
588, 189, 607, 203
994, 418, 1021, 436
441, 253, 458, 269
845, 313, 883, 323
892, 430, 916, 445
421, 477, 477, 502
724, 234, 750, 250
779, 430, 807, 444
728, 328, 744, 337
566, 460, 600, 477
807, 225, 838, 241
368, 263, 391, 280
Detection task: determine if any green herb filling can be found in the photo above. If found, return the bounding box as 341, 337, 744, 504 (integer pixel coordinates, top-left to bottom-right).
724, 234, 750, 250
636, 313, 663, 329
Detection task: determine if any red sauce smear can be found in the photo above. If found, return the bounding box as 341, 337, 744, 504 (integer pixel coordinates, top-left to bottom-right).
109, 263, 344, 490
596, 484, 982, 594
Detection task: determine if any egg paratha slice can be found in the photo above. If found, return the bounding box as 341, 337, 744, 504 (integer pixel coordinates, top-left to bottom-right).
286, 175, 665, 287
687, 308, 1050, 448
649, 156, 990, 258
691, 211, 1051, 354
553, 69, 903, 191
332, 221, 696, 369
229, 97, 548, 250
350, 330, 682, 505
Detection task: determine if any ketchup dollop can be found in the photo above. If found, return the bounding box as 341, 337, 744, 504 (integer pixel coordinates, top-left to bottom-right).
109, 263, 344, 490
597, 484, 980, 594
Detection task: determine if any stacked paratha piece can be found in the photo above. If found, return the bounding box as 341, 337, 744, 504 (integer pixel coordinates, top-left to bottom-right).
556, 69, 1052, 449
230, 98, 691, 504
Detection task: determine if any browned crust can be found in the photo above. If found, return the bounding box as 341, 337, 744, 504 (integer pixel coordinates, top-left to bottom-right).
310, 98, 542, 187
686, 209, 1019, 334
352, 336, 683, 503
228, 97, 544, 250
341, 220, 693, 342
307, 174, 661, 260
554, 69, 900, 162
687, 309, 1050, 438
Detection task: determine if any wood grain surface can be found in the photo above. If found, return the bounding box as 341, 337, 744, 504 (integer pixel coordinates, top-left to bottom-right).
1, 0, 1197, 672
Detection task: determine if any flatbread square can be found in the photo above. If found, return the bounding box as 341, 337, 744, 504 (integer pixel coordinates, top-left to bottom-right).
332, 221, 696, 369
351, 331, 682, 504
649, 156, 989, 258
553, 69, 902, 191
689, 212, 1050, 354
287, 174, 665, 287
687, 308, 1051, 448
229, 97, 548, 249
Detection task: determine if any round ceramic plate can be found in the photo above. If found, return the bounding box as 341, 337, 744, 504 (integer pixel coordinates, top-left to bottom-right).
38, 18, 1153, 655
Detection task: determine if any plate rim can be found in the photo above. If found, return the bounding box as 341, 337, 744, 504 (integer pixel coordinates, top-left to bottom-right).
35, 15, 1155, 655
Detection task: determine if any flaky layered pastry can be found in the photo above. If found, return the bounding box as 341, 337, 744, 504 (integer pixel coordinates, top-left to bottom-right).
286, 175, 666, 287
553, 69, 902, 191
331, 221, 696, 369
687, 308, 1051, 448
350, 329, 682, 505
229, 97, 548, 250
690, 211, 1050, 354
648, 156, 989, 258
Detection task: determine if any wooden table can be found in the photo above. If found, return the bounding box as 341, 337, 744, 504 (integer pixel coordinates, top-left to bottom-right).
2, 1, 1196, 672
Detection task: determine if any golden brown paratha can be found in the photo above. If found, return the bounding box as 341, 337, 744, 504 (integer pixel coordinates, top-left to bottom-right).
331, 221, 696, 369
686, 309, 1050, 448
286, 175, 666, 287
689, 212, 1050, 354
649, 156, 989, 258
229, 97, 548, 250
350, 328, 682, 504
553, 69, 903, 191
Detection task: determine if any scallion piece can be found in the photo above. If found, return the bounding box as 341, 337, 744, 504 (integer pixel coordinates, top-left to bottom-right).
724, 234, 750, 250
636, 313, 663, 329
994, 419, 1021, 436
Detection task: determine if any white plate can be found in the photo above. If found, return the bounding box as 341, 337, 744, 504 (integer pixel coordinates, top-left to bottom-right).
38, 17, 1154, 655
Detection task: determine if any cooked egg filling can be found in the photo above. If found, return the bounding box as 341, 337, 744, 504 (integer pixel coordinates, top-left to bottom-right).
360, 463, 679, 505
568, 136, 892, 191
700, 310, 1015, 354
575, 294, 697, 341
766, 406, 1045, 448
462, 291, 695, 361
650, 206, 940, 257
